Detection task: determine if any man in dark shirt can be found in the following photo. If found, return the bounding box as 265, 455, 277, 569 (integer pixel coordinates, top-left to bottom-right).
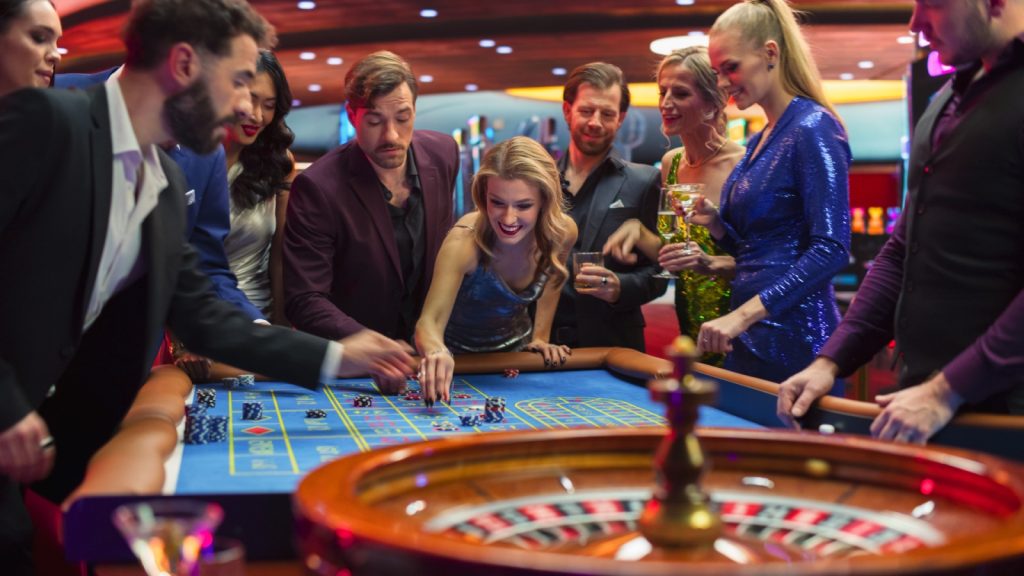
284, 51, 460, 392
778, 0, 1024, 443
551, 62, 665, 352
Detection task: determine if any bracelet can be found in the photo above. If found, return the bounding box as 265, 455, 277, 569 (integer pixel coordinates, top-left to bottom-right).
426, 348, 452, 358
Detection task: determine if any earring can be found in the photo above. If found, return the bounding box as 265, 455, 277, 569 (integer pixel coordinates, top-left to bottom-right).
702, 110, 716, 121
767, 63, 775, 71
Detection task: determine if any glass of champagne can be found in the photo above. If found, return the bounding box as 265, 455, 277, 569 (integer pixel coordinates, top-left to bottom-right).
669, 183, 704, 255
654, 187, 681, 279
113, 499, 224, 576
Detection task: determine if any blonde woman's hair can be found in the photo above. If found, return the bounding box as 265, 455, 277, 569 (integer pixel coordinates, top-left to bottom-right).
656, 46, 729, 143
469, 136, 570, 286
712, 0, 841, 122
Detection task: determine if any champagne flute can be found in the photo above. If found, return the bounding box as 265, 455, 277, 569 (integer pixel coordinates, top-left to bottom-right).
113, 499, 224, 576
653, 187, 681, 279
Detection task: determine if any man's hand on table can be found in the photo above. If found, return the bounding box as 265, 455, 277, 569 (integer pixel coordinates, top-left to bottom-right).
338, 329, 417, 380
872, 372, 963, 444
0, 411, 55, 482
777, 357, 838, 429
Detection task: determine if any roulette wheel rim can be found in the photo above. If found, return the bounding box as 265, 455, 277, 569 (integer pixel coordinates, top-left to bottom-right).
294, 427, 1024, 575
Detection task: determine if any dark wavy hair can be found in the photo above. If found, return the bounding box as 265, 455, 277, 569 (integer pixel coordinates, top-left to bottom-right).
0, 0, 52, 33
232, 50, 294, 210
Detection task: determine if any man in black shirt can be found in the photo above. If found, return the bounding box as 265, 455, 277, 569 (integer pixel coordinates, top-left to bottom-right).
551, 62, 666, 351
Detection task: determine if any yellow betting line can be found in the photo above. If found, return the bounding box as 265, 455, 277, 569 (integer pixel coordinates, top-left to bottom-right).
323, 385, 370, 452
583, 399, 664, 427
372, 383, 429, 440
270, 391, 300, 474
514, 398, 567, 429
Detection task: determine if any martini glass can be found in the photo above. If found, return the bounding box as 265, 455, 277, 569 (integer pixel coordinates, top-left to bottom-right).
669, 183, 703, 255
113, 499, 224, 576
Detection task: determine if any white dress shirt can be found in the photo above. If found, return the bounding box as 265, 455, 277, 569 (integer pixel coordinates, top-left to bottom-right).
83, 77, 343, 380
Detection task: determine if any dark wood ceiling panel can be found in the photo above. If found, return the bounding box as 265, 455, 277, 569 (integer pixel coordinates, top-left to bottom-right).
56, 0, 917, 106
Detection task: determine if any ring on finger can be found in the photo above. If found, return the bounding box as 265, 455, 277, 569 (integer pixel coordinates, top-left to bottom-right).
601, 276, 608, 286
39, 436, 55, 451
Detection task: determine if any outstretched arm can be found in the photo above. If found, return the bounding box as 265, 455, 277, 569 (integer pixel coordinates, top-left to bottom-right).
415, 219, 479, 404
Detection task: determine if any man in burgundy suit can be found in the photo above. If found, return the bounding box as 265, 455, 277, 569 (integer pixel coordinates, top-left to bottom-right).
284, 51, 458, 392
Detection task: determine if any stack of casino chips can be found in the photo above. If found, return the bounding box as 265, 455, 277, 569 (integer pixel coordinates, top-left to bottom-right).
306, 409, 327, 419
195, 388, 216, 408
459, 410, 482, 427
352, 395, 373, 408
221, 377, 239, 388
484, 397, 506, 422
184, 414, 228, 444
242, 401, 263, 421
238, 374, 256, 388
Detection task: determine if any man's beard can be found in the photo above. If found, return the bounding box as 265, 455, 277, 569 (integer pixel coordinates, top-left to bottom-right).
164, 79, 233, 155
571, 127, 615, 157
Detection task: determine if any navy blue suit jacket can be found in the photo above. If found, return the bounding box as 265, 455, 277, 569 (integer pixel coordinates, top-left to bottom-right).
55, 69, 263, 320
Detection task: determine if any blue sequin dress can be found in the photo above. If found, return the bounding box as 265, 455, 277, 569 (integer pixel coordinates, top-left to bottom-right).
717, 97, 851, 382
445, 265, 550, 354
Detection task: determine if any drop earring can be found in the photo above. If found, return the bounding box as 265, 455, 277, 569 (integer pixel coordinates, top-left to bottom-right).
767, 62, 776, 71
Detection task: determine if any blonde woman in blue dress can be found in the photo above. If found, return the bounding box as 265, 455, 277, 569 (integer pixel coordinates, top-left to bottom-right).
416, 137, 577, 404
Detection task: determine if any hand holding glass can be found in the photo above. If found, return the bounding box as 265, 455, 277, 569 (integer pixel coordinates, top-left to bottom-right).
573, 252, 604, 289
670, 183, 703, 255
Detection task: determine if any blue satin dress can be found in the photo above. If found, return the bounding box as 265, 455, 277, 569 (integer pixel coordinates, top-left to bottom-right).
717, 97, 851, 383
445, 265, 550, 354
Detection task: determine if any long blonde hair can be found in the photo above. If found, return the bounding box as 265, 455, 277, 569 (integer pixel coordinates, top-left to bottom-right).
469, 136, 570, 285
712, 0, 840, 122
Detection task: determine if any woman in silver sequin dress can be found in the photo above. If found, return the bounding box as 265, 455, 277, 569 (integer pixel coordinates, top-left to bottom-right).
415, 137, 577, 403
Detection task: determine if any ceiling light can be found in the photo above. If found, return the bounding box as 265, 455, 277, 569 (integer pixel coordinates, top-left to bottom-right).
676, 0, 696, 5
479, 39, 496, 48
308, 84, 322, 92
897, 35, 915, 45
465, 83, 479, 92
496, 46, 513, 55
297, 1, 316, 9
299, 52, 316, 61
326, 57, 343, 66
57, 47, 68, 55
420, 8, 438, 18
650, 34, 710, 55
419, 75, 434, 83
839, 73, 855, 80
291, 99, 302, 107
552, 67, 567, 76
857, 60, 875, 69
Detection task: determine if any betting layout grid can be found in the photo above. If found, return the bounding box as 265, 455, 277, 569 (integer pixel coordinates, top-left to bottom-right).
173, 369, 758, 494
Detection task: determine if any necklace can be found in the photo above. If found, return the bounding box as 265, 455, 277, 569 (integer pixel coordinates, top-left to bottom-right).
682, 137, 727, 168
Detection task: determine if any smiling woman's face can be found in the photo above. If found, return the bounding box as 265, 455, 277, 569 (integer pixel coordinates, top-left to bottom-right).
0, 0, 62, 97
227, 71, 277, 148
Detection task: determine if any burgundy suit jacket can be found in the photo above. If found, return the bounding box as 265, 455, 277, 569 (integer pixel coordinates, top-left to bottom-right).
284, 130, 459, 340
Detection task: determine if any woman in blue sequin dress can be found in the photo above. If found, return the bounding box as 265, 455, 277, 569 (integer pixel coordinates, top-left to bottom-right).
690, 0, 851, 383
415, 137, 577, 402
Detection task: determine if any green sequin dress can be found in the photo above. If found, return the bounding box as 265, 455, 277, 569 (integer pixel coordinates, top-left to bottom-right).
668, 152, 731, 366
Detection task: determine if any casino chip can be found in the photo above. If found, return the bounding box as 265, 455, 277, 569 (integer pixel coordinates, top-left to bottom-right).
352, 395, 373, 408
221, 377, 239, 389
184, 414, 227, 444
196, 388, 216, 408
459, 411, 481, 427
306, 409, 328, 419
503, 368, 520, 378
433, 421, 459, 432
484, 396, 507, 422
238, 374, 256, 388
453, 393, 472, 399
242, 401, 263, 421
403, 391, 423, 401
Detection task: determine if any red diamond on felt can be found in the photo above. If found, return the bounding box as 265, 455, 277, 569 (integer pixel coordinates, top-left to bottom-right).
242, 426, 273, 435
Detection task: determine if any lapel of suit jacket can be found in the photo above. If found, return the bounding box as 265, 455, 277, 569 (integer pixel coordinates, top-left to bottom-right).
914, 82, 953, 166
348, 146, 403, 282
580, 157, 626, 251
80, 87, 113, 320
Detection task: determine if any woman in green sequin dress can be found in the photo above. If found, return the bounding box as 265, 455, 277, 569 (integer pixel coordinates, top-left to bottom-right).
605, 47, 744, 365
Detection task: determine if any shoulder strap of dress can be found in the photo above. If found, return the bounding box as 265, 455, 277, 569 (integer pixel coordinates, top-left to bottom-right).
453, 223, 475, 232
667, 152, 682, 185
